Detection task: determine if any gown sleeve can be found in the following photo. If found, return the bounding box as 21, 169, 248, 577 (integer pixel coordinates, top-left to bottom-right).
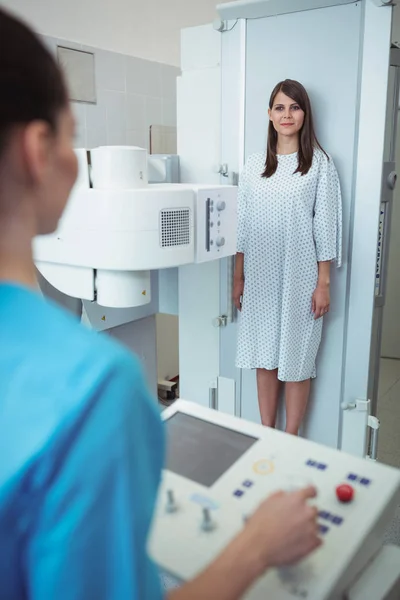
26, 352, 165, 600
313, 154, 343, 268
237, 160, 250, 253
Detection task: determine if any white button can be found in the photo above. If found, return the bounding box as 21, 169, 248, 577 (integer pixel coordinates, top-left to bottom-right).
217, 200, 226, 211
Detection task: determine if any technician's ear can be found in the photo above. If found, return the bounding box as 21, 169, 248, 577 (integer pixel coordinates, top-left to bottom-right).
268, 108, 272, 120
21, 120, 54, 185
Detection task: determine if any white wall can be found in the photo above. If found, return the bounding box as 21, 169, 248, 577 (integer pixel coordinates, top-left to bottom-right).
0, 0, 230, 66
156, 314, 179, 381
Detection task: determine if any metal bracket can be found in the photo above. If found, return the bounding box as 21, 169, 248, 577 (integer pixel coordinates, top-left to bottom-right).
212, 315, 228, 328
213, 19, 230, 32
209, 381, 218, 409
367, 415, 380, 461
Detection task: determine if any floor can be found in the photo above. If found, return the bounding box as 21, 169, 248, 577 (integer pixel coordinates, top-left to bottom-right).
377, 359, 400, 546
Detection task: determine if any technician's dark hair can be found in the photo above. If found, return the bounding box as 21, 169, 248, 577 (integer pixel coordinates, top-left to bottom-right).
262, 79, 328, 178
0, 8, 68, 158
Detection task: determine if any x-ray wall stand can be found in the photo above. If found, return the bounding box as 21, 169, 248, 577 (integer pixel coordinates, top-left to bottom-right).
178, 0, 395, 458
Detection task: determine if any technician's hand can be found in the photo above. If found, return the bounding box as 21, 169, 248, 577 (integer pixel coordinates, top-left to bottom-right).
168, 487, 321, 600
233, 278, 245, 311
244, 486, 322, 568
312, 284, 330, 320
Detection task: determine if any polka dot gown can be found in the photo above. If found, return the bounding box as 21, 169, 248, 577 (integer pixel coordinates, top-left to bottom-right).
236, 149, 342, 382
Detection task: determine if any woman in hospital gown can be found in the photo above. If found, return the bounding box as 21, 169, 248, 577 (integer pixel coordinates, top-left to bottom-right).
234, 79, 342, 434
0, 10, 322, 600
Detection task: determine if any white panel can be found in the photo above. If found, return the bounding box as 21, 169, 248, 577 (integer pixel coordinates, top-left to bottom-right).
158, 268, 179, 315
178, 262, 220, 408
178, 27, 222, 411
242, 3, 362, 448
219, 21, 247, 416
382, 117, 400, 358
217, 376, 235, 415
181, 24, 221, 71
57, 47, 96, 103
342, 2, 392, 453
217, 0, 357, 20
177, 68, 222, 185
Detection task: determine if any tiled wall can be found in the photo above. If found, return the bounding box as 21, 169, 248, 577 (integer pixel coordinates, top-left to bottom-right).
41, 34, 180, 151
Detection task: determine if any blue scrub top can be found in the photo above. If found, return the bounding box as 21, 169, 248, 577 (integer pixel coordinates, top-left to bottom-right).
0, 283, 165, 600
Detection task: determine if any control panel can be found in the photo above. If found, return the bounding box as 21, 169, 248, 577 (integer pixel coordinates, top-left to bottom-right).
148, 401, 400, 600
194, 185, 237, 262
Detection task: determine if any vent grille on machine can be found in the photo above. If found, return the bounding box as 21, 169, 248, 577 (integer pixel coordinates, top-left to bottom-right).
160, 208, 191, 247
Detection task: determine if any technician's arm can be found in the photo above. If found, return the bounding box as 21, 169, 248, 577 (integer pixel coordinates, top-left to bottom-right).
168, 487, 321, 600
233, 252, 245, 311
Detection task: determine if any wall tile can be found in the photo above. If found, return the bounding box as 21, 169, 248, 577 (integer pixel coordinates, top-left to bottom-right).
161, 64, 180, 102
127, 56, 162, 98
71, 101, 86, 131
126, 93, 146, 131
105, 91, 127, 145
74, 128, 87, 149
162, 98, 177, 127
87, 127, 107, 149
94, 49, 126, 92
126, 130, 149, 150
85, 93, 107, 131
145, 96, 163, 130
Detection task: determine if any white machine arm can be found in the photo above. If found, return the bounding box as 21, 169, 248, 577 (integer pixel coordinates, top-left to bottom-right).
34, 146, 237, 308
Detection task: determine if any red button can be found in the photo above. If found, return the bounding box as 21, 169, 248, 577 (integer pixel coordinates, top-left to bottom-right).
336, 484, 354, 503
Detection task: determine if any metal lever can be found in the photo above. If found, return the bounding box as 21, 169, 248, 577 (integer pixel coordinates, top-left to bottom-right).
367, 416, 380, 461
166, 490, 178, 513
209, 385, 217, 410
201, 507, 216, 532
212, 315, 227, 328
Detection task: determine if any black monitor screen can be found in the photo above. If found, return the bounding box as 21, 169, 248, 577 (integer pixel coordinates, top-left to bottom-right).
165, 412, 258, 487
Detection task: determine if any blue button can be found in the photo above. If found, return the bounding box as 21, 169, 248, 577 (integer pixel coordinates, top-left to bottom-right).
306, 460, 317, 467
318, 524, 329, 535
348, 474, 358, 482
331, 516, 343, 526
319, 511, 330, 520
317, 463, 327, 471
360, 478, 371, 486
234, 490, 244, 498
243, 480, 253, 488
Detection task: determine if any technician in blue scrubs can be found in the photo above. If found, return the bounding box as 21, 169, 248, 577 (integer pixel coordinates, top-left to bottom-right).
0, 8, 322, 600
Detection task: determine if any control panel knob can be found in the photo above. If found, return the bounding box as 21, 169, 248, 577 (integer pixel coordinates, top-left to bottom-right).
201, 507, 216, 532
216, 236, 225, 247
166, 489, 178, 513
336, 484, 354, 503
216, 200, 226, 211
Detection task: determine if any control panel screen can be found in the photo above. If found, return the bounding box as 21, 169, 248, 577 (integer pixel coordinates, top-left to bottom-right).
165, 412, 258, 487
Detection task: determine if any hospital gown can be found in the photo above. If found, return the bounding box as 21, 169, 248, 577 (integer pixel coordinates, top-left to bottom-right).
0, 282, 164, 600
236, 149, 342, 381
